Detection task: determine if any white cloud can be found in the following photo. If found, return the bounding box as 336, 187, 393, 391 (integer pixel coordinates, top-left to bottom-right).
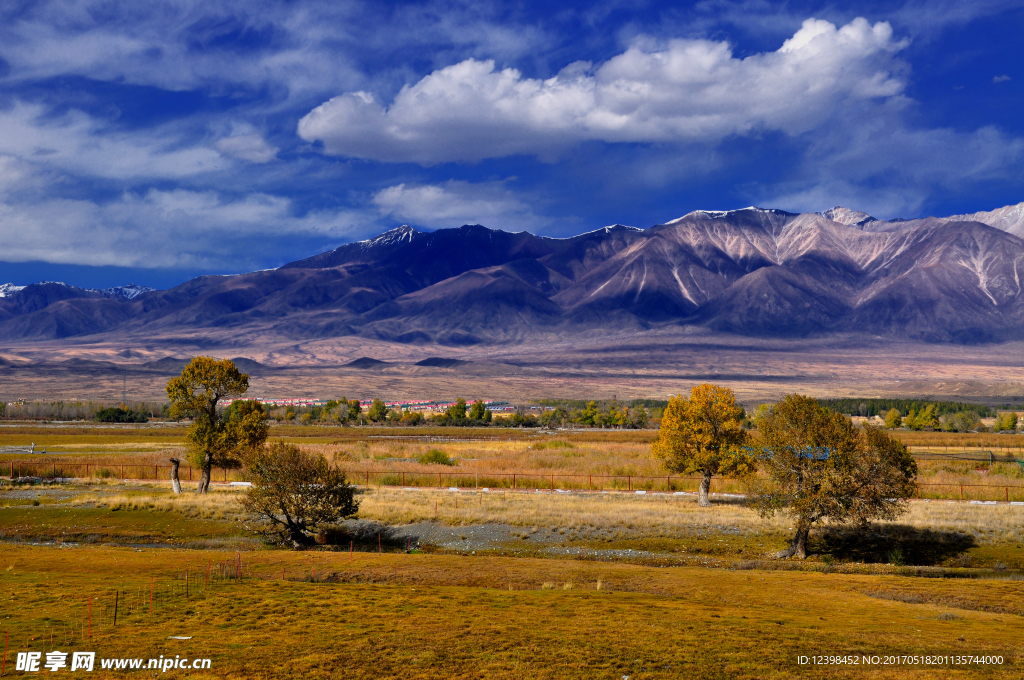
993, 74, 1012, 83
215, 134, 279, 163
0, 185, 374, 268
371, 181, 553, 231
298, 17, 908, 164
759, 123, 1024, 218
0, 0, 549, 104
0, 101, 224, 180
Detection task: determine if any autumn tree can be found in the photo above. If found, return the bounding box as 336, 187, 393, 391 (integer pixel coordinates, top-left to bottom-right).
446, 398, 468, 419
468, 399, 492, 421
883, 408, 902, 429
166, 357, 268, 494
751, 395, 917, 559
651, 384, 752, 507
367, 398, 388, 422
239, 442, 359, 548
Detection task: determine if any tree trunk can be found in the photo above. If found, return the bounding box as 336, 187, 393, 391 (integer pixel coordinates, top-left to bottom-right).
196, 463, 211, 494
169, 458, 182, 494
776, 525, 810, 559
697, 470, 712, 507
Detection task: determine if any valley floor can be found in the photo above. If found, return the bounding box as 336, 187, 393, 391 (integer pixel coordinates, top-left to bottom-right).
2, 480, 1023, 678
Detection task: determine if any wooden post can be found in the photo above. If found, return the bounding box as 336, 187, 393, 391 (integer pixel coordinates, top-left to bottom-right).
350, 540, 354, 560
550, 474, 553, 491
960, 484, 963, 500
189, 467, 192, 481
154, 465, 158, 480
628, 475, 631, 491
513, 474, 516, 490
589, 474, 592, 490
402, 472, 405, 486
120, 464, 124, 479
1007, 487, 1010, 502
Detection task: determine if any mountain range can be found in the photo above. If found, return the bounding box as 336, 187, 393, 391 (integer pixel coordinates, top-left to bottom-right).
2, 202, 1023, 346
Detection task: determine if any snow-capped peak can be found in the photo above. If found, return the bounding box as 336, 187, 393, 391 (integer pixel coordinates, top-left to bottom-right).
361, 225, 418, 247
818, 206, 878, 227
0, 283, 25, 298
666, 206, 792, 224
102, 283, 154, 300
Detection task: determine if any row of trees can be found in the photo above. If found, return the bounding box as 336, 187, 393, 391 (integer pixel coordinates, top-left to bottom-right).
881, 406, 1020, 432
653, 385, 917, 559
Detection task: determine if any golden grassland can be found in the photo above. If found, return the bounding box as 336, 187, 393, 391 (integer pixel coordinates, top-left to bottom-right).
5, 482, 1024, 572
0, 543, 1022, 679
3, 424, 1024, 501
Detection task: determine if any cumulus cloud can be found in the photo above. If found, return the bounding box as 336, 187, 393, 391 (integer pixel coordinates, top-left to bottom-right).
215, 134, 279, 163
298, 18, 909, 164
371, 181, 553, 231
993, 74, 1012, 83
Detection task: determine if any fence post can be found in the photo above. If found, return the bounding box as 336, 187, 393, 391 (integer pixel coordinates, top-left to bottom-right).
1007, 487, 1010, 503
589, 474, 592, 491
550, 474, 553, 491
628, 475, 631, 491
402, 472, 405, 486
438, 472, 441, 488
960, 484, 963, 500
513, 473, 516, 490
120, 464, 124, 479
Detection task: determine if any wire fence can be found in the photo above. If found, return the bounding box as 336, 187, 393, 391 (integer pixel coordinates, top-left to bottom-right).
4, 555, 249, 663
5, 459, 1024, 503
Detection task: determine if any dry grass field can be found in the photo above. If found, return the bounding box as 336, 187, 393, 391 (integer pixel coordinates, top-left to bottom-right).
3, 421, 1024, 677
3, 424, 1022, 500
0, 543, 1022, 679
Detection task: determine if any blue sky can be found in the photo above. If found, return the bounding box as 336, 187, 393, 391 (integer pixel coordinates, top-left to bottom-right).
0, 0, 1022, 289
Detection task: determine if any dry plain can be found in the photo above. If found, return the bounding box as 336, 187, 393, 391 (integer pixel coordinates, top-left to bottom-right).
2, 330, 1024, 403
2, 423, 1024, 678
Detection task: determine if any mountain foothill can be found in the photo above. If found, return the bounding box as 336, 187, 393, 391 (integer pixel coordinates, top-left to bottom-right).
2, 202, 1023, 347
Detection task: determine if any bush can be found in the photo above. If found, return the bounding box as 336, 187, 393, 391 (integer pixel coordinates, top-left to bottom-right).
418, 449, 455, 466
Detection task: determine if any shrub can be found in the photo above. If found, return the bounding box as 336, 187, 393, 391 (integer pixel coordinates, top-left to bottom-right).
418, 449, 455, 466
